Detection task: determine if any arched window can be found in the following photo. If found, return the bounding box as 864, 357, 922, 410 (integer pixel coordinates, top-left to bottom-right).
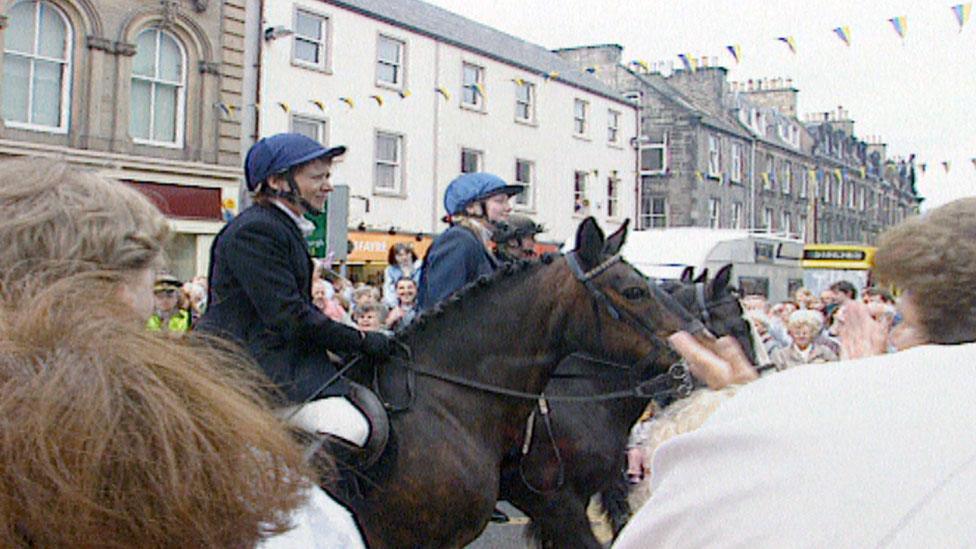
130, 28, 185, 146
2, 0, 72, 131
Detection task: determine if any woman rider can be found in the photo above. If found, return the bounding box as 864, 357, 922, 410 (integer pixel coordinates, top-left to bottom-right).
417, 172, 523, 310
198, 133, 395, 448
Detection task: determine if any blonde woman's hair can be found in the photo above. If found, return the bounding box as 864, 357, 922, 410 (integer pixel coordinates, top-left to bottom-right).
0, 157, 169, 297
0, 278, 311, 547
787, 308, 824, 332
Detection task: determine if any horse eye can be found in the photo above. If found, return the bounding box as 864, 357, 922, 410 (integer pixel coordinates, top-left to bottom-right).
622, 287, 647, 300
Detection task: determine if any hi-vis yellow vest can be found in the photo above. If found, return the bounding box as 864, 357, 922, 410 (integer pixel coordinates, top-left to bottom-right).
146, 310, 191, 332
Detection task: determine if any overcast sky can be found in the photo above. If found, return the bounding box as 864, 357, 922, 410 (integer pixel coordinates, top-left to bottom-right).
426, 0, 976, 209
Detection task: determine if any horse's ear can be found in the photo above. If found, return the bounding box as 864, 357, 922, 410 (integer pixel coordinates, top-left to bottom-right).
574, 217, 605, 269
602, 219, 629, 256
680, 266, 695, 284
712, 264, 733, 294
694, 268, 709, 284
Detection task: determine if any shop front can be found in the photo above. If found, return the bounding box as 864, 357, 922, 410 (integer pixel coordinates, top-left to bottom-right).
342, 231, 433, 285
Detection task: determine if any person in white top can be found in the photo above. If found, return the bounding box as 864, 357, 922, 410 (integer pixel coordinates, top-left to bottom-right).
616, 197, 976, 547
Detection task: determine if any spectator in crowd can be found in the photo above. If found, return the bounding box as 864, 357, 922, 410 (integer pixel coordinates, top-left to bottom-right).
147, 273, 191, 333
383, 243, 422, 308
744, 309, 781, 356
418, 172, 522, 310
492, 213, 544, 262
770, 309, 838, 370
386, 277, 419, 330
351, 285, 382, 316
862, 286, 896, 305
829, 280, 858, 302
354, 301, 389, 333
614, 197, 976, 547
320, 270, 352, 324
740, 294, 767, 313
0, 157, 363, 547
312, 278, 330, 312
182, 280, 208, 321
793, 287, 816, 310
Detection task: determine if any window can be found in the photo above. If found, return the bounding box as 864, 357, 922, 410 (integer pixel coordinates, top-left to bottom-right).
460, 148, 482, 174
833, 178, 842, 206
293, 9, 329, 69
130, 28, 185, 146
376, 35, 404, 88
823, 173, 831, 203
799, 215, 807, 241
707, 135, 720, 178
731, 201, 743, 229
641, 195, 667, 228
847, 182, 856, 208
462, 62, 484, 108
800, 169, 809, 198
782, 211, 792, 234
763, 154, 774, 190
291, 114, 326, 143
607, 109, 620, 144
574, 171, 588, 214
573, 99, 588, 136
607, 174, 620, 218
763, 207, 773, 231
515, 81, 534, 122
708, 198, 721, 228
514, 159, 533, 208
374, 131, 403, 193
2, 0, 72, 131
730, 143, 743, 183
781, 161, 792, 194
639, 131, 668, 175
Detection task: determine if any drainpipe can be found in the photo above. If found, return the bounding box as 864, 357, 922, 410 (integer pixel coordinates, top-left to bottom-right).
431, 41, 441, 234
633, 91, 642, 227
239, 0, 263, 212
748, 137, 756, 229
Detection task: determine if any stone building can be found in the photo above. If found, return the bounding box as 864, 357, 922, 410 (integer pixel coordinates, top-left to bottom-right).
0, 0, 245, 278
556, 44, 922, 244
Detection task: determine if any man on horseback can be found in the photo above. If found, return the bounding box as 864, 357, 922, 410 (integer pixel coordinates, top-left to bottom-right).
417, 172, 523, 309
198, 133, 395, 447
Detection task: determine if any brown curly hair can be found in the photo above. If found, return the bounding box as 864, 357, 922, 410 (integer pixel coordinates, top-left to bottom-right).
0, 277, 312, 547
872, 197, 976, 344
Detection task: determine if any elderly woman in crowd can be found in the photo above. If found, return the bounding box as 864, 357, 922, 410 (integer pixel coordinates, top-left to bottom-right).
0, 158, 363, 547
770, 309, 838, 370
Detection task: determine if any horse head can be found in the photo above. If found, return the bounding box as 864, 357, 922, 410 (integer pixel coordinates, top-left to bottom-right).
561, 217, 702, 369
670, 264, 758, 365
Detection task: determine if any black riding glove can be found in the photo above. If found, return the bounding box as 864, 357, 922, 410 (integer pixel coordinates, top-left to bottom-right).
360, 331, 395, 359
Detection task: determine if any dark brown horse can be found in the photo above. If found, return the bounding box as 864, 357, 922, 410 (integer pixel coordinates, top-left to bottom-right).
499, 264, 755, 548
332, 218, 704, 548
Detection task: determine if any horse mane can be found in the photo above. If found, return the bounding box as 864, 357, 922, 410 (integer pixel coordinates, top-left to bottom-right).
396, 254, 559, 342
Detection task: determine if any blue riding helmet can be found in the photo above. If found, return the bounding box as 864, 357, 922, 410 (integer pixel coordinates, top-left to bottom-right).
443, 172, 524, 216
244, 133, 346, 191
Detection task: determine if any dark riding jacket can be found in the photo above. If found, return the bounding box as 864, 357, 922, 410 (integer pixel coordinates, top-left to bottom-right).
197, 203, 363, 403
417, 224, 498, 310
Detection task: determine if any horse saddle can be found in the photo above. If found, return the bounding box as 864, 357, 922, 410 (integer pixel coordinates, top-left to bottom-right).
311, 381, 390, 473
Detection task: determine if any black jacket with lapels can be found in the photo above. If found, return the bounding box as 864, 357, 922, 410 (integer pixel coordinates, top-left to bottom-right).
198, 203, 362, 403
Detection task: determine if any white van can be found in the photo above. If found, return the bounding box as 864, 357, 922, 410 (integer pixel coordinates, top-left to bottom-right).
619, 228, 805, 303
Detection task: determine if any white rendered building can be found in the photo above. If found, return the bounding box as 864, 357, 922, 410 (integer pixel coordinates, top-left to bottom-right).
245, 0, 637, 256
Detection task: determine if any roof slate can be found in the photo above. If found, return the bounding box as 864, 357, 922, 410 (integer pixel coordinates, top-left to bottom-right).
325, 0, 629, 103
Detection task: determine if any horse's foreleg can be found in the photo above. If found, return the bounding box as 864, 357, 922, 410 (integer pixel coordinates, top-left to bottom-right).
525, 493, 602, 549
600, 476, 633, 538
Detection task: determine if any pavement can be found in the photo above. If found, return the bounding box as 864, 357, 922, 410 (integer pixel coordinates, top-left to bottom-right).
466, 500, 615, 548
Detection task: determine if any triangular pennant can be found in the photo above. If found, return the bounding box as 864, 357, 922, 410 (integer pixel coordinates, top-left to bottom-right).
952, 3, 972, 32
310, 99, 325, 111
339, 97, 355, 109
833, 26, 851, 46
777, 36, 797, 54
369, 94, 384, 107
677, 53, 697, 72
942, 161, 951, 173
889, 16, 907, 40
398, 89, 411, 98
725, 44, 741, 64
435, 86, 451, 101
276, 101, 290, 113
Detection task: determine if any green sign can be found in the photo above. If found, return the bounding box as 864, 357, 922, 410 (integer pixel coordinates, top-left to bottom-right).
305, 204, 328, 258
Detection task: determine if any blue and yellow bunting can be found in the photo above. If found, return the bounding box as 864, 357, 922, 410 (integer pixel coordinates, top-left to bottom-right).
833, 26, 851, 46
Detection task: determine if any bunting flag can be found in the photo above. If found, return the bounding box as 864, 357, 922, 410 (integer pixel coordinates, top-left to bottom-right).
339, 97, 355, 109
952, 3, 972, 31
889, 16, 907, 39
398, 89, 411, 98
942, 161, 951, 173
310, 99, 325, 111
725, 44, 741, 64
677, 53, 697, 72
216, 102, 236, 116
585, 65, 599, 74
276, 101, 290, 113
919, 163, 927, 174
473, 83, 486, 98
808, 169, 817, 184
833, 26, 852, 46
513, 77, 525, 86
760, 172, 770, 187
631, 59, 651, 72
222, 198, 236, 210
544, 70, 560, 81
859, 166, 867, 178
435, 86, 451, 101
369, 95, 384, 106
694, 170, 704, 183
777, 36, 797, 54
833, 168, 843, 181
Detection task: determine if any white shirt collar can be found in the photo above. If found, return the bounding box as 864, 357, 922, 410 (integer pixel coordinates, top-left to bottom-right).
272, 199, 316, 238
